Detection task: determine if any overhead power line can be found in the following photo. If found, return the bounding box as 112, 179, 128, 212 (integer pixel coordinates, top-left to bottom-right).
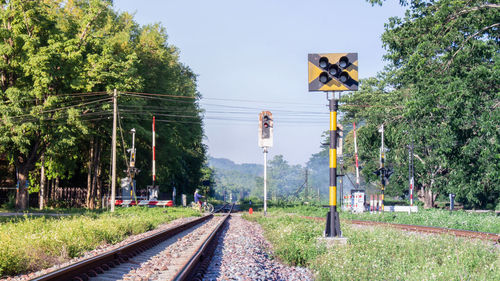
121, 93, 196, 104
123, 91, 196, 99
0, 91, 109, 106
8, 97, 112, 119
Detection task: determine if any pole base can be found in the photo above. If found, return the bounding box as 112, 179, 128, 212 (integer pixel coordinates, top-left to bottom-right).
317, 236, 348, 248
324, 209, 342, 237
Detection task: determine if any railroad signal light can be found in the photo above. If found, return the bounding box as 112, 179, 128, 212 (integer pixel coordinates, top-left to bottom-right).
328, 64, 340, 76
259, 111, 273, 148
319, 57, 329, 68
319, 72, 330, 83
308, 53, 358, 91
262, 114, 271, 139
385, 168, 394, 179
373, 168, 383, 177
339, 56, 349, 68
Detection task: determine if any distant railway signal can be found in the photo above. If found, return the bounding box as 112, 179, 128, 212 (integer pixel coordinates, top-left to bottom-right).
308, 53, 358, 91
258, 111, 273, 216
374, 167, 393, 186
262, 115, 271, 138
258, 111, 273, 148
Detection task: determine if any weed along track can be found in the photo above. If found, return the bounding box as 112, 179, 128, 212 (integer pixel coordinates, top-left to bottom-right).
301, 216, 500, 242
349, 220, 500, 242
30, 204, 233, 281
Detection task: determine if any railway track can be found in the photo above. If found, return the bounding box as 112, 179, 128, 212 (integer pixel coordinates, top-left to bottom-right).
301, 216, 500, 242
32, 203, 234, 281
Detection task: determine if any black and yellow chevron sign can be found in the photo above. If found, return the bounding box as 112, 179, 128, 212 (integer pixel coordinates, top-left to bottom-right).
308, 53, 358, 91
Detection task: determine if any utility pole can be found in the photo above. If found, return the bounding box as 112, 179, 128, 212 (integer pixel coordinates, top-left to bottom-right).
304, 168, 308, 200
128, 128, 138, 202
353, 122, 360, 188
111, 89, 117, 212
409, 138, 414, 206
378, 124, 385, 211
152, 116, 156, 199
39, 154, 45, 210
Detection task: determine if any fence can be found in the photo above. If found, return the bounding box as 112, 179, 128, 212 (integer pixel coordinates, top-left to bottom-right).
0, 186, 152, 208
0, 187, 95, 208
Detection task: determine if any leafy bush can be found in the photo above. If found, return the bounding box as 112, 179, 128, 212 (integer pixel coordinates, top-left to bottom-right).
1, 194, 16, 209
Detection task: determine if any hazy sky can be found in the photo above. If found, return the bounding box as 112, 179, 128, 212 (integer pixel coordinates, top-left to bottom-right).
113, 0, 406, 165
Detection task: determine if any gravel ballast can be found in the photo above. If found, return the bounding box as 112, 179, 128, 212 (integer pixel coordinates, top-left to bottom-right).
204, 214, 313, 281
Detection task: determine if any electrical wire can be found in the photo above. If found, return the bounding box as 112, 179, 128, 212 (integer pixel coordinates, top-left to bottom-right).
118, 110, 201, 119
8, 97, 112, 118
117, 108, 132, 175
0, 91, 109, 105
123, 91, 196, 99
121, 93, 196, 104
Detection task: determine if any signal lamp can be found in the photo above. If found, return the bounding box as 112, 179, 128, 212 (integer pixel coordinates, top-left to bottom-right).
262, 114, 272, 139
319, 57, 329, 68
319, 72, 330, 83
308, 53, 358, 91
339, 72, 349, 83
328, 65, 340, 76
339, 56, 349, 68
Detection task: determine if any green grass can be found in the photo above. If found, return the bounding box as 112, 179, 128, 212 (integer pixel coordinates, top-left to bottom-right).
0, 207, 200, 277
267, 204, 500, 233
245, 210, 500, 281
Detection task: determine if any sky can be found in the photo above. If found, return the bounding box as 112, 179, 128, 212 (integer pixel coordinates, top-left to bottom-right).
113, 0, 407, 166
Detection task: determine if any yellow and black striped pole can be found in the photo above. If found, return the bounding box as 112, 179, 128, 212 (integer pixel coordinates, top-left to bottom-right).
326, 97, 342, 237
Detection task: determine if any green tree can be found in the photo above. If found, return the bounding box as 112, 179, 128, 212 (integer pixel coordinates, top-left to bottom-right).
267, 155, 304, 200
342, 0, 500, 208
0, 1, 205, 210
0, 0, 135, 209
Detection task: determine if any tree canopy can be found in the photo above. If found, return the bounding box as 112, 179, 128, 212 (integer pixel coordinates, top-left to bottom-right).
341, 0, 499, 208
0, 0, 206, 209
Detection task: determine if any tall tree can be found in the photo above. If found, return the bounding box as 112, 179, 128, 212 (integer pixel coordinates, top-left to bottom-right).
0, 0, 139, 209
341, 0, 499, 208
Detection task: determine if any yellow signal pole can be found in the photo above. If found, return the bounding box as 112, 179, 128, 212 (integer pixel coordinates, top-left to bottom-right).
326, 94, 341, 237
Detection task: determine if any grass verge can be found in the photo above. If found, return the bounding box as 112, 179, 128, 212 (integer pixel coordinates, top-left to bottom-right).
244, 210, 500, 280
0, 207, 199, 277
268, 205, 500, 233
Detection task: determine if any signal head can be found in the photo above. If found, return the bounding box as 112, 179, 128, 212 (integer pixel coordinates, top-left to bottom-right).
319, 57, 329, 69
339, 56, 349, 68
319, 72, 330, 83
339, 71, 350, 83
328, 65, 340, 76
308, 53, 358, 91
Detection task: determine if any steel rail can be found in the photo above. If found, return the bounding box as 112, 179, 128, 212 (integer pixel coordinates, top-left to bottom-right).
32, 214, 214, 281
350, 219, 500, 242
173, 203, 235, 281
300, 216, 499, 242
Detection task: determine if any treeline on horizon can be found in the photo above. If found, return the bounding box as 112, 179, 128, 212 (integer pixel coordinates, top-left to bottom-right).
0, 0, 207, 210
